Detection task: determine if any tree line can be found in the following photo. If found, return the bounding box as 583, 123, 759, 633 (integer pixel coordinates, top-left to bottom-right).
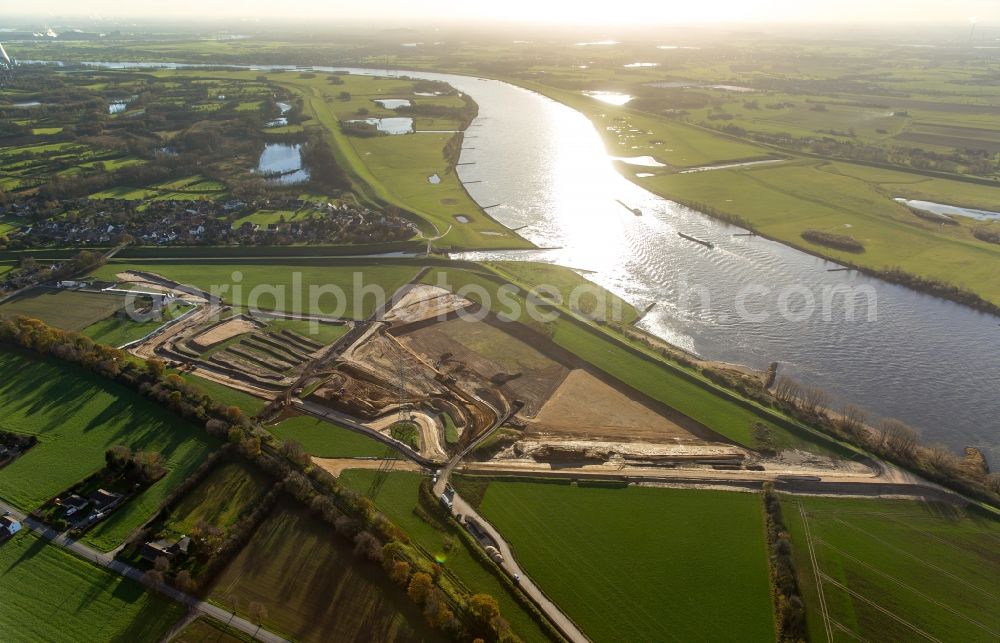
0, 315, 523, 642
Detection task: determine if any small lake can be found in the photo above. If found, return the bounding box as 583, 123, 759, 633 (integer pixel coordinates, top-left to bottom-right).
583, 91, 633, 106
624, 62, 659, 68
895, 198, 1000, 222
428, 174, 441, 184
256, 143, 310, 185
345, 117, 414, 135
374, 98, 411, 109
611, 155, 667, 167
9, 101, 41, 108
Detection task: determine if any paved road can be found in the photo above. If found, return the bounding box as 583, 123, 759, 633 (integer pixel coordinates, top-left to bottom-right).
432, 420, 590, 643
0, 501, 288, 643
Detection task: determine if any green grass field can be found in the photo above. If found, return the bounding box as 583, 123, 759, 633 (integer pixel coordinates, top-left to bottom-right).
162, 459, 272, 537
209, 499, 440, 643
782, 495, 1000, 643
472, 480, 775, 642
338, 469, 554, 642
0, 288, 126, 331
0, 531, 184, 641
263, 317, 350, 345
90, 261, 419, 319
489, 261, 639, 324
174, 617, 253, 643
267, 415, 385, 458
0, 349, 217, 551
177, 371, 265, 415
83, 303, 193, 347
648, 160, 1000, 305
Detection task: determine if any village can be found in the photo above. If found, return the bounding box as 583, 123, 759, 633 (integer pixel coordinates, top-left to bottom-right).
0, 196, 417, 248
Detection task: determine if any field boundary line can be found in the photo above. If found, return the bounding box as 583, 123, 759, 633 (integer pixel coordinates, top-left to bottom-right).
820, 573, 942, 642
833, 517, 1000, 601
815, 538, 999, 637
798, 502, 834, 643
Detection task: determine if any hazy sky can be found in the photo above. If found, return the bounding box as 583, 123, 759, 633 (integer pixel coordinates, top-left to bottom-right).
10, 1, 1000, 26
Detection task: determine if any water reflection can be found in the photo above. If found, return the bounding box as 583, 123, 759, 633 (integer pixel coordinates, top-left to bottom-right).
256, 143, 310, 185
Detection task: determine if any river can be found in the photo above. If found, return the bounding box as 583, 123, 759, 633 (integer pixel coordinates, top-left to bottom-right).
30, 60, 1000, 462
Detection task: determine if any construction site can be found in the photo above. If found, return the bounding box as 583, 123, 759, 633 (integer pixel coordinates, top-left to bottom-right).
121, 269, 839, 473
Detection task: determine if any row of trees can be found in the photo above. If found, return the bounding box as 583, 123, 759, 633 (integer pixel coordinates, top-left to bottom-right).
0, 315, 520, 642
762, 484, 807, 643
772, 375, 1000, 504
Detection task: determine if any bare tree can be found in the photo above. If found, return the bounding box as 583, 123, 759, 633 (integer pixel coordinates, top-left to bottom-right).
773, 376, 801, 404
839, 404, 868, 439
879, 418, 919, 459
249, 601, 268, 627
801, 387, 832, 416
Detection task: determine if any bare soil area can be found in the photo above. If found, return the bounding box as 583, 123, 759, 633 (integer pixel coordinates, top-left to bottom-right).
383, 284, 473, 324
189, 317, 260, 351
527, 369, 711, 443
398, 317, 569, 417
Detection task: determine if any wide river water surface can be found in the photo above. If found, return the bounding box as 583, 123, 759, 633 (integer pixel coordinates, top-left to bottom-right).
40, 60, 1000, 462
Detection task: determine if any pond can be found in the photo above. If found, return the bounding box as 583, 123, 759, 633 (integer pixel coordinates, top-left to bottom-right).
624, 62, 659, 68
427, 174, 441, 184
256, 143, 310, 185
374, 98, 411, 109
894, 198, 1000, 222
345, 117, 414, 135
10, 101, 41, 108
583, 91, 633, 106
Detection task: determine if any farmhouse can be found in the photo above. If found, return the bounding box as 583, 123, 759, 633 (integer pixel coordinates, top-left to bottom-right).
89, 489, 123, 511
0, 514, 21, 538
140, 535, 191, 563
58, 494, 89, 516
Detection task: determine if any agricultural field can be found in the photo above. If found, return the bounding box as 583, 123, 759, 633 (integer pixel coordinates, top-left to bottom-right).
0, 531, 184, 642
338, 469, 554, 642
0, 288, 127, 331
267, 415, 385, 458
160, 458, 272, 537
469, 479, 775, 642
208, 500, 440, 643
0, 348, 216, 551
89, 260, 419, 319
173, 617, 253, 643
782, 495, 1000, 643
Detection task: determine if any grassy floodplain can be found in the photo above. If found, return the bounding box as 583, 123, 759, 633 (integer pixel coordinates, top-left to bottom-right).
209, 499, 440, 643
0, 531, 184, 641
0, 348, 216, 551
90, 260, 420, 319
782, 495, 1000, 643
470, 479, 776, 642
267, 415, 386, 458
338, 469, 554, 643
